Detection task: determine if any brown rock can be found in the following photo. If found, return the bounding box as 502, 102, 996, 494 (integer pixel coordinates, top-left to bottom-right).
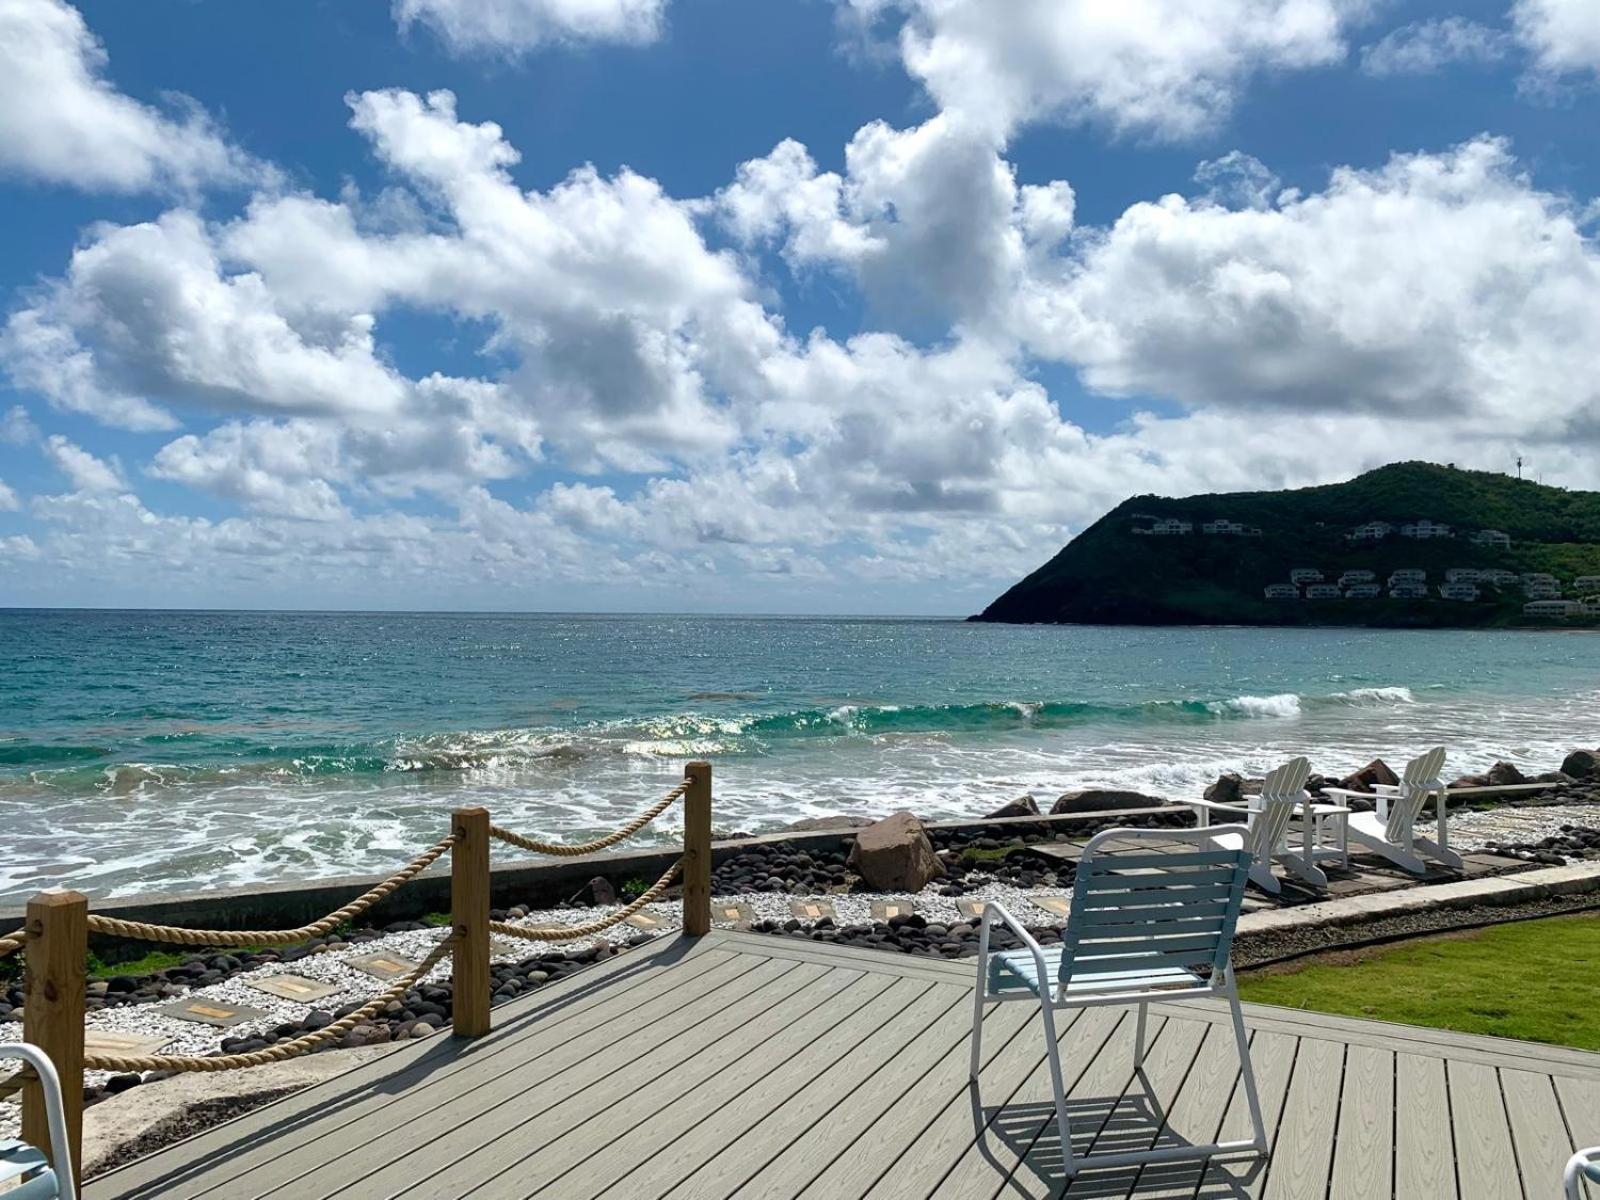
1486, 761, 1527, 786
783, 815, 875, 831
1338, 758, 1399, 794
985, 794, 1040, 819
1050, 788, 1166, 814
1561, 749, 1600, 780
1204, 773, 1245, 806
1448, 774, 1489, 789
846, 811, 947, 892
1533, 771, 1574, 785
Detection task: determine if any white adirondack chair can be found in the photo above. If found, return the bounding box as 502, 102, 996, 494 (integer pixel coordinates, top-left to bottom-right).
1187, 757, 1343, 893
1325, 747, 1461, 875
971, 826, 1267, 1178
0, 1044, 77, 1200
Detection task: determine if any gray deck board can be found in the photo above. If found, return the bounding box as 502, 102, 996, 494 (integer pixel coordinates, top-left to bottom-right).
83, 929, 1600, 1200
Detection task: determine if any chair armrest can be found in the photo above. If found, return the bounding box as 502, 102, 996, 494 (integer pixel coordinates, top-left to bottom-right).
1318, 787, 1372, 801
1186, 797, 1256, 815
978, 901, 1052, 995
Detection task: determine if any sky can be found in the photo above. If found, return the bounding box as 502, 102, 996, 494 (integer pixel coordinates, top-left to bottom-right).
0, 0, 1598, 615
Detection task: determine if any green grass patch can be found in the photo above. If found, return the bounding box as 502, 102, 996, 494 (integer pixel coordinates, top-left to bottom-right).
86, 948, 189, 978
1238, 913, 1600, 1051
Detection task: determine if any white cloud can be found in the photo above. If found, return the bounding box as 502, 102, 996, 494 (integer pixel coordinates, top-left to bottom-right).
1513, 0, 1600, 79
0, 405, 36, 444
393, 0, 665, 54
0, 0, 259, 193
1360, 16, 1510, 76
42, 434, 124, 492
0, 479, 18, 511
844, 0, 1364, 140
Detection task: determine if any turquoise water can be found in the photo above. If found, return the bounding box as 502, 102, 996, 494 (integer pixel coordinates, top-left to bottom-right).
2, 610, 1597, 901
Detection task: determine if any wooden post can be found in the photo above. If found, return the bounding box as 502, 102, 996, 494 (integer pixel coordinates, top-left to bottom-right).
682, 761, 713, 936
451, 807, 491, 1038
22, 890, 86, 1187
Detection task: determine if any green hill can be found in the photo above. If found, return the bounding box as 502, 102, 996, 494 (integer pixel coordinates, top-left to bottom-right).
973, 462, 1600, 627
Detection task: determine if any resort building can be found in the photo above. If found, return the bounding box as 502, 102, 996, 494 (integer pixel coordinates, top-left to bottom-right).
1202, 519, 1262, 536
1388, 569, 1426, 587
1390, 583, 1429, 599
1263, 583, 1299, 600
1438, 583, 1479, 602
1470, 529, 1512, 548
1347, 521, 1392, 541
1521, 572, 1557, 585
1304, 583, 1342, 600
1338, 570, 1375, 586
1343, 583, 1381, 598
1575, 575, 1600, 592
1526, 585, 1562, 600
1400, 519, 1452, 539
1586, 597, 1600, 617
1444, 568, 1484, 584
1289, 568, 1323, 584
1524, 599, 1585, 618
1481, 569, 1518, 585
1132, 518, 1193, 536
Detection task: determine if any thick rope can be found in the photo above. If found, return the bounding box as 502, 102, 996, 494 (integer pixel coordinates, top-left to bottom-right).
490, 782, 688, 858
82, 938, 454, 1074
491, 859, 682, 942
0, 931, 24, 959
84, 835, 457, 947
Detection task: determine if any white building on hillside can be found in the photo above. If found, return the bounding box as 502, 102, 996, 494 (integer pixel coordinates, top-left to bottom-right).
1439, 583, 1480, 601
1348, 522, 1393, 541
1470, 529, 1512, 548
1202, 519, 1262, 536
1264, 584, 1299, 600
1390, 582, 1429, 599
1339, 570, 1376, 586
1445, 568, 1484, 583
1305, 583, 1342, 599
1401, 519, 1452, 539
1482, 569, 1518, 585
1575, 575, 1600, 592
1525, 600, 1584, 618
1522, 572, 1557, 585
1290, 568, 1324, 584
1131, 518, 1192, 536
1389, 569, 1426, 586
1344, 583, 1382, 598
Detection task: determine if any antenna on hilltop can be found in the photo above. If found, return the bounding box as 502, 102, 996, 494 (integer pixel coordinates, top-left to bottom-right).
1516, 455, 1524, 481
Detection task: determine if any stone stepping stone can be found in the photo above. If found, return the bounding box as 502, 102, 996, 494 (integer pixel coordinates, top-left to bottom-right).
346, 951, 423, 981
1029, 895, 1071, 918
157, 998, 268, 1028
246, 973, 343, 1002
955, 898, 988, 920
871, 899, 916, 921
489, 937, 522, 958
713, 902, 755, 927
789, 899, 837, 922
624, 911, 667, 932
85, 1030, 168, 1056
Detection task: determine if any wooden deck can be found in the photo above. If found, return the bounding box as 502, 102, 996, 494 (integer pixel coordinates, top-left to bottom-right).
85, 929, 1600, 1200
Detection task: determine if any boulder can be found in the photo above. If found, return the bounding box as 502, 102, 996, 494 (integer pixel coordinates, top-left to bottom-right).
1486, 761, 1527, 786
985, 794, 1040, 820
1338, 759, 1398, 794
566, 876, 615, 907
1533, 771, 1574, 785
848, 811, 946, 892
1204, 773, 1245, 806
1561, 749, 1600, 780
1449, 773, 1489, 790
1050, 788, 1167, 814
782, 815, 875, 831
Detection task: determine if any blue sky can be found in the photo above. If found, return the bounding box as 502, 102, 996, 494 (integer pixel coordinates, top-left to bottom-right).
0, 0, 1598, 614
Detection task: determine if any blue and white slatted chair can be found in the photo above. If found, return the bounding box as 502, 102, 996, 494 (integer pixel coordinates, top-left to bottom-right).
0, 1044, 77, 1200
1566, 1146, 1600, 1199
970, 826, 1267, 1179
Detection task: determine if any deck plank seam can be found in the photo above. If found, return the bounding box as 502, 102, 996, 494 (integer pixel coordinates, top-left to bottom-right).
1444, 1059, 1463, 1200
1322, 1040, 1349, 1200
1495, 1065, 1530, 1200
1252, 1031, 1304, 1199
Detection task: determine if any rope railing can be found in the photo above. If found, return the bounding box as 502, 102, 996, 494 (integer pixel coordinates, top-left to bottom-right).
81, 938, 455, 1074
83, 834, 458, 948
6, 760, 714, 1188
489, 780, 689, 857
491, 859, 682, 942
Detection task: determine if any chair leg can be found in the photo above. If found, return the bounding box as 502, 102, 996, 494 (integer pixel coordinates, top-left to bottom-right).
1039, 1001, 1077, 1177
1226, 980, 1268, 1153
1248, 861, 1281, 894
1134, 1002, 1149, 1068
970, 924, 991, 1079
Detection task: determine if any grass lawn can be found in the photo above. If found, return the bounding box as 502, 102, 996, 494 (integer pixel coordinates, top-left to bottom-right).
1238, 912, 1600, 1051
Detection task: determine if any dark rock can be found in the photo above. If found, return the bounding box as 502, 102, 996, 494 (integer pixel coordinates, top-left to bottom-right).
1204, 773, 1245, 806
1486, 761, 1528, 786
782, 815, 875, 831
106, 1073, 141, 1094
1338, 759, 1398, 794
1050, 788, 1166, 814
847, 811, 946, 892
984, 795, 1040, 819
1562, 749, 1600, 780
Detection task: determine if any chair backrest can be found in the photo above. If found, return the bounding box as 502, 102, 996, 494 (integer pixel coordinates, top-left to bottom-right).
1389, 746, 1446, 841
1057, 826, 1252, 986
1247, 756, 1311, 860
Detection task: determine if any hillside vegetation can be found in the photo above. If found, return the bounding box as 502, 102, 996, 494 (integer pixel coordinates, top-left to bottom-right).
974, 462, 1600, 627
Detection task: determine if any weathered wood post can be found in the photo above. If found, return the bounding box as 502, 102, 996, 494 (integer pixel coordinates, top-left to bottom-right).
451, 807, 491, 1037
22, 889, 86, 1186
682, 761, 713, 936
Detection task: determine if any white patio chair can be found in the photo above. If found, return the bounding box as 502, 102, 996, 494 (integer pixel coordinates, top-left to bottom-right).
970, 826, 1266, 1179
0, 1043, 77, 1200
1186, 757, 1344, 893
1323, 747, 1461, 875
1566, 1146, 1600, 1199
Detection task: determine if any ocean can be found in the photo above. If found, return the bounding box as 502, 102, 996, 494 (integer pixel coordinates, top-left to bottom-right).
2, 610, 1597, 903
